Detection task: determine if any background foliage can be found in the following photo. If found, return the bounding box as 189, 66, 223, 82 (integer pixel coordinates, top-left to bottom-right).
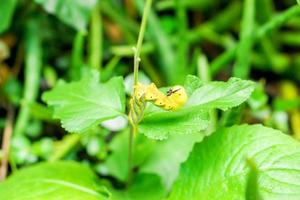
0, 0, 300, 199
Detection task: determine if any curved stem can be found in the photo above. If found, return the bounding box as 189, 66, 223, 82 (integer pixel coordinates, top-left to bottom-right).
128, 0, 153, 185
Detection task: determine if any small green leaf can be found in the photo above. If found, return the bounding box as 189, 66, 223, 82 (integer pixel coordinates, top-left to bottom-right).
34, 0, 97, 31
297, 0, 300, 6
42, 71, 126, 133
169, 125, 300, 200
0, 161, 110, 200
0, 0, 18, 33
187, 77, 255, 110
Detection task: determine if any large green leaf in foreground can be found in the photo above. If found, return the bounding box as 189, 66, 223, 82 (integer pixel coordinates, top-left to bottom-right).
169, 124, 300, 200
42, 71, 126, 133
139, 77, 255, 139
0, 162, 109, 200
34, 0, 97, 31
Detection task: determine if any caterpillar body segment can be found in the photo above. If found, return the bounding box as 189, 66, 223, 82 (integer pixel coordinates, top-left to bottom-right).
134, 83, 187, 111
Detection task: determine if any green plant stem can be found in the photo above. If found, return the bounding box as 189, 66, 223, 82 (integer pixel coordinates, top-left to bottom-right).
174, 0, 189, 84
112, 2, 241, 57
100, 1, 161, 85
110, 43, 154, 57
128, 0, 153, 185
135, 0, 176, 84
88, 6, 102, 71
127, 125, 136, 184
99, 1, 137, 43
260, 37, 288, 72
70, 31, 85, 81
187, 1, 241, 42
197, 53, 211, 83
101, 56, 121, 82
256, 5, 300, 39
14, 20, 42, 137
285, 16, 300, 28
49, 134, 81, 162
99, 1, 138, 35
141, 56, 163, 86
233, 0, 256, 79
210, 48, 236, 76
155, 0, 215, 11
222, 0, 256, 127
256, 0, 274, 24
280, 31, 300, 46
133, 0, 153, 85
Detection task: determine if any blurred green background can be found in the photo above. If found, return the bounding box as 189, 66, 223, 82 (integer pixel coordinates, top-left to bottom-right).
0, 0, 299, 177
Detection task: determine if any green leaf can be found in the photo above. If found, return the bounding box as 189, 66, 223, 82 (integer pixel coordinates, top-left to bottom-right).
0, 0, 17, 33
187, 77, 255, 110
140, 133, 204, 189
109, 173, 166, 200
139, 107, 209, 140
42, 71, 126, 133
169, 125, 300, 200
0, 161, 110, 200
34, 0, 97, 31
298, 0, 300, 6
183, 75, 203, 96
139, 77, 254, 140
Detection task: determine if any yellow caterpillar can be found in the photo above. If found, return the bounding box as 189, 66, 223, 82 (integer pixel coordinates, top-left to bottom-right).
134, 83, 188, 111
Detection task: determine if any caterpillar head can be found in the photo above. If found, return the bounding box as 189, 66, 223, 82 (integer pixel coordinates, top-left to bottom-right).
167, 85, 188, 110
